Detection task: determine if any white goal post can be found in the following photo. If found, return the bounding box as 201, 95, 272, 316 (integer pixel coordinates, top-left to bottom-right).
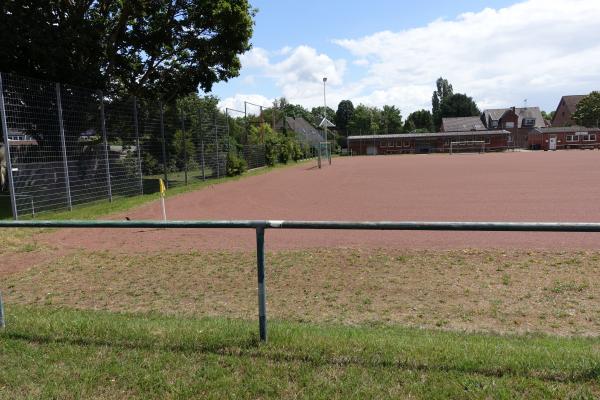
317, 141, 332, 168
449, 140, 486, 155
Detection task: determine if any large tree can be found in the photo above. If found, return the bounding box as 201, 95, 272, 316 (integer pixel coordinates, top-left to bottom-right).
335, 100, 354, 136
432, 77, 453, 130
573, 91, 600, 128
405, 109, 434, 132
0, 0, 255, 101
348, 104, 374, 135
439, 93, 480, 123
380, 105, 403, 134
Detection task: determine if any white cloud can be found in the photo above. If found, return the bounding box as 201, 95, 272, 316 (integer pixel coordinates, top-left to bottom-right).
353, 59, 369, 67
218, 94, 272, 115
239, 47, 270, 69
229, 0, 600, 115
231, 45, 348, 110
333, 0, 600, 113
278, 46, 292, 55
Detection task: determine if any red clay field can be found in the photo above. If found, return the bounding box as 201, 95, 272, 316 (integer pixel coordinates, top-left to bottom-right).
42, 150, 600, 253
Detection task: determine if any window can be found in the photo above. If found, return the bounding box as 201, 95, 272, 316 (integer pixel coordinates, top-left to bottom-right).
485, 137, 491, 145
590, 134, 597, 141
403, 140, 410, 148
505, 122, 515, 129
566, 135, 578, 142
522, 118, 536, 127
491, 120, 498, 128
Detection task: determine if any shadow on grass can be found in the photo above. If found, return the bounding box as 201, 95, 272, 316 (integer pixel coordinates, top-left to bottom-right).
0, 193, 13, 219
4, 330, 599, 384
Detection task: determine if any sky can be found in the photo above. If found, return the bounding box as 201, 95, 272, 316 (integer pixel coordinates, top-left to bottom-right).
212, 0, 600, 116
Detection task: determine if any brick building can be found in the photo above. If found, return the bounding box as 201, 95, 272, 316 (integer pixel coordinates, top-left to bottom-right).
551, 95, 586, 127
348, 130, 510, 155
528, 126, 600, 151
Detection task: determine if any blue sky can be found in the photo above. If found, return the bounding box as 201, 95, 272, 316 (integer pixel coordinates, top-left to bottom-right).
213, 0, 600, 116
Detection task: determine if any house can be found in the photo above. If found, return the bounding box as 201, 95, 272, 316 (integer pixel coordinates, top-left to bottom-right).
442, 107, 545, 148
551, 95, 586, 127
6, 129, 37, 146
441, 116, 486, 132
347, 130, 510, 155
497, 107, 546, 148
528, 126, 600, 151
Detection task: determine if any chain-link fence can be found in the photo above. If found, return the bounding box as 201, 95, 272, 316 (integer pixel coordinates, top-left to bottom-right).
0, 72, 267, 219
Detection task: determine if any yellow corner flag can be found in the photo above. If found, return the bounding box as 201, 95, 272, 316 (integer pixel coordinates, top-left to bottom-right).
159, 178, 167, 197
158, 178, 167, 221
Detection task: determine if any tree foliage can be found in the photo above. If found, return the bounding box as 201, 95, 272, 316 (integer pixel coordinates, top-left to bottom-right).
348, 104, 374, 135
439, 93, 480, 123
0, 0, 255, 101
405, 110, 434, 132
432, 77, 454, 130
335, 100, 354, 136
573, 92, 600, 128
380, 105, 403, 134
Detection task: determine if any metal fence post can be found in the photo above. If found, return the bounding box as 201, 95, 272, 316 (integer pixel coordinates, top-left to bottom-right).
159, 102, 168, 187
256, 226, 267, 342
99, 91, 112, 202
214, 112, 220, 178
133, 97, 143, 194
198, 108, 206, 181
181, 111, 188, 185
0, 73, 19, 220
55, 83, 73, 210
0, 290, 4, 329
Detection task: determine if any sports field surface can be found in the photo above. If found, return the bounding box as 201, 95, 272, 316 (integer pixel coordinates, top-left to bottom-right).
3, 151, 600, 398
30, 150, 600, 255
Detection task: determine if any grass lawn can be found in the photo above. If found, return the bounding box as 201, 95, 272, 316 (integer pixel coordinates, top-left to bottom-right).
1, 305, 599, 399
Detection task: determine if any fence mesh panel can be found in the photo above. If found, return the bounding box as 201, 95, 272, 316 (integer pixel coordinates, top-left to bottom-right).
1, 74, 69, 215
0, 73, 271, 218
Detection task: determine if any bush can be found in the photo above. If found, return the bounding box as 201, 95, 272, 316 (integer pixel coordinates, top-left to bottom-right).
264, 133, 280, 166
226, 152, 247, 176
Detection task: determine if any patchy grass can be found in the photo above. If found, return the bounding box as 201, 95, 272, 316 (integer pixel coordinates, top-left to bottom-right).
0, 228, 47, 256
5, 248, 600, 336
0, 305, 599, 399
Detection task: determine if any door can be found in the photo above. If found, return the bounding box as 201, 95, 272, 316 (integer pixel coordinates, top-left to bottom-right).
549, 136, 557, 150
366, 146, 378, 155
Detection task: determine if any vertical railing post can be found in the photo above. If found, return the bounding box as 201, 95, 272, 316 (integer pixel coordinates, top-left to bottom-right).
0, 73, 19, 220
159, 102, 168, 187
256, 226, 267, 342
214, 112, 220, 178
99, 91, 112, 202
133, 97, 143, 194
55, 83, 73, 210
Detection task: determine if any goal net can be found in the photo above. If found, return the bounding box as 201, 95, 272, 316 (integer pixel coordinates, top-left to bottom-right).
449, 140, 485, 155
317, 141, 332, 168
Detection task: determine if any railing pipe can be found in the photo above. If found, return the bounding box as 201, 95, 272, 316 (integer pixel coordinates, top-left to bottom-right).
3, 218, 600, 343
256, 227, 267, 342
2, 220, 600, 232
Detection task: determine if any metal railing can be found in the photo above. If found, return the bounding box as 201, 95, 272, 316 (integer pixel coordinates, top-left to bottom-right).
2, 219, 600, 341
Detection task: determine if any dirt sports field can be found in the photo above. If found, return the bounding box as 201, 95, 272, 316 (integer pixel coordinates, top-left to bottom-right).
4, 150, 600, 336
42, 150, 600, 253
